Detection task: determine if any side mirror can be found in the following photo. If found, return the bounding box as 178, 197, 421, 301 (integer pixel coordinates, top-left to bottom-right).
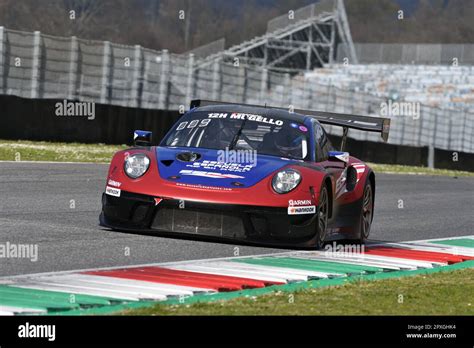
134, 130, 152, 146
328, 151, 349, 164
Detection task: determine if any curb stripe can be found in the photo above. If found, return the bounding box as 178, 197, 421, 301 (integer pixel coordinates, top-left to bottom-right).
13, 282, 142, 301
288, 254, 408, 270
234, 257, 379, 275
167, 261, 332, 281
365, 247, 473, 264
430, 238, 474, 248
87, 266, 282, 291
1, 236, 473, 315
166, 264, 299, 283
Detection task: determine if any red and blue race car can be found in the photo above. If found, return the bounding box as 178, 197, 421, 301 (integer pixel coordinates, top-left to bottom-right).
100, 100, 390, 249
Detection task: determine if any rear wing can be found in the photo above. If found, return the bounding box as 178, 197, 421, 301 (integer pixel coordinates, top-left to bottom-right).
190, 99, 391, 143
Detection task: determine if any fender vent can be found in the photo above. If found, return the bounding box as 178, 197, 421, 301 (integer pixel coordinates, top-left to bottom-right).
346, 166, 357, 191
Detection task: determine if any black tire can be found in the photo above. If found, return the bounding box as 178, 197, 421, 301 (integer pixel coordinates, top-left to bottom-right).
359, 181, 373, 243
314, 185, 329, 249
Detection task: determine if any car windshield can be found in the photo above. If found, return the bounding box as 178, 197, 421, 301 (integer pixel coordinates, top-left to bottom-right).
161, 111, 309, 160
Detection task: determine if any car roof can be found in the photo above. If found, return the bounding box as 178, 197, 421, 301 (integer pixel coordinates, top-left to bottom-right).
193, 104, 310, 123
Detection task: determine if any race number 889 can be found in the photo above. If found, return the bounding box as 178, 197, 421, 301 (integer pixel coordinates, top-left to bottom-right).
176, 119, 211, 130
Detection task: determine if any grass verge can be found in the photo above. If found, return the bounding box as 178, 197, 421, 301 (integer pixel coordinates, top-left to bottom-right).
123, 268, 474, 315
0, 140, 472, 176
368, 162, 474, 177
0, 140, 126, 163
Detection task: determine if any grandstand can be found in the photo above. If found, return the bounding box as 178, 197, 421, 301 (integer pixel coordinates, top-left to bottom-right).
194, 0, 357, 72
304, 64, 474, 113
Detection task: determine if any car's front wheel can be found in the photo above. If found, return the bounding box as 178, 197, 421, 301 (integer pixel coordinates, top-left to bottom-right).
314, 185, 329, 249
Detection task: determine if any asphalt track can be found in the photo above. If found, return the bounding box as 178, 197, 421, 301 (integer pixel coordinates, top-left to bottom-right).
0, 162, 472, 277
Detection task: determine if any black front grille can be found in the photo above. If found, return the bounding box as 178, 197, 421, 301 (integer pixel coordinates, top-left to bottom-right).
152, 207, 246, 238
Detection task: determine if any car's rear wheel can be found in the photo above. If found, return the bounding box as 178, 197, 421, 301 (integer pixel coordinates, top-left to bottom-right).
314, 185, 329, 249
360, 182, 373, 243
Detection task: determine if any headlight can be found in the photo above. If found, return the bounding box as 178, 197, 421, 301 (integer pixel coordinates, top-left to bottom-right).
124, 154, 150, 179
272, 169, 301, 194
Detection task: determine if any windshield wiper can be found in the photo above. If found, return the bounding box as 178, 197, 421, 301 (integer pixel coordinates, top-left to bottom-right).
228, 118, 247, 150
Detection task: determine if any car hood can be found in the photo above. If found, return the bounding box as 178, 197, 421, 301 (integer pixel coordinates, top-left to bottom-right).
156, 146, 298, 188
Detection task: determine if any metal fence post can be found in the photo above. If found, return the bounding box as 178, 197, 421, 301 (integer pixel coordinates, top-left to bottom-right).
100, 41, 111, 104
185, 53, 194, 107
259, 68, 268, 104
0, 27, 5, 94
284, 73, 291, 107
428, 109, 439, 169
31, 31, 41, 98
131, 44, 143, 108
240, 66, 247, 103
158, 49, 169, 110
211, 58, 221, 100
68, 36, 79, 100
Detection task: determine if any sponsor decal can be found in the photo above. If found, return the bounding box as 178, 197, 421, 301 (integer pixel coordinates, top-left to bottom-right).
299, 125, 308, 132
176, 182, 233, 191
186, 160, 253, 172
289, 199, 312, 206
107, 179, 122, 187
154, 198, 163, 206
288, 205, 316, 215
208, 112, 284, 126
179, 169, 244, 179
105, 186, 121, 197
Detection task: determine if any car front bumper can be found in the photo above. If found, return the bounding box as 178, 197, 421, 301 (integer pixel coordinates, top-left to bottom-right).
99, 190, 319, 246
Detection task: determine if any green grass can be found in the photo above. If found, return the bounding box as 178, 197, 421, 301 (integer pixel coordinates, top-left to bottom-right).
0, 140, 126, 163
369, 162, 474, 177
0, 140, 472, 176
123, 269, 474, 315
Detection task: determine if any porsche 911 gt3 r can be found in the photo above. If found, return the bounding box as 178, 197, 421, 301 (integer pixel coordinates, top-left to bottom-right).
99, 100, 390, 249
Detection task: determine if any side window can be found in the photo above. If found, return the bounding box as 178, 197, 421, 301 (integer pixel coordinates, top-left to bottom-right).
313, 121, 335, 162
320, 126, 334, 157
314, 123, 325, 162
